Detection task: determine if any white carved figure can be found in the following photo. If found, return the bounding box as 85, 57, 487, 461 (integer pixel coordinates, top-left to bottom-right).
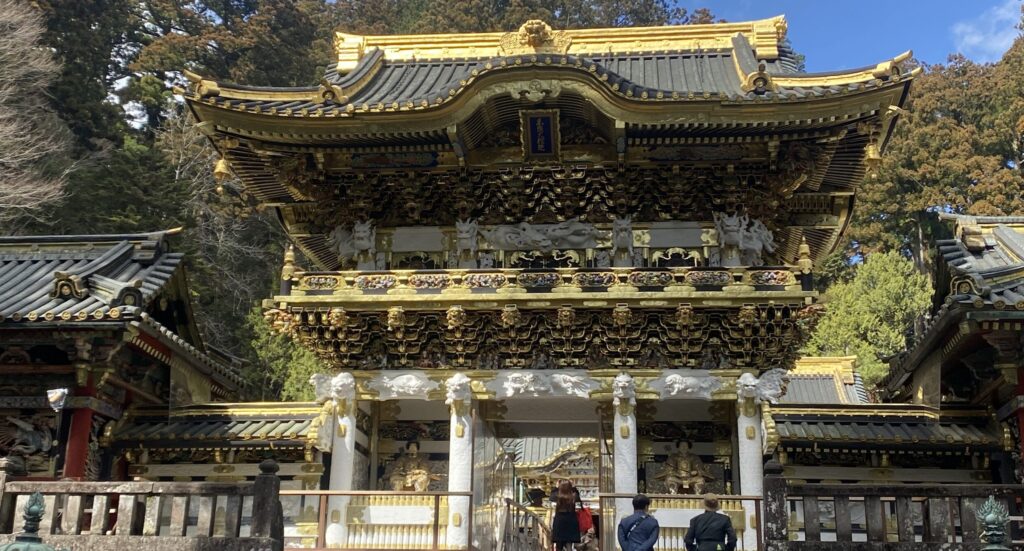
546, 218, 604, 249
502, 372, 552, 396
713, 212, 747, 267
736, 369, 790, 404
478, 251, 495, 269
328, 220, 377, 270
612, 373, 635, 408
652, 373, 723, 400
445, 373, 473, 406
367, 372, 439, 399
330, 372, 356, 401
549, 372, 597, 398
455, 219, 479, 268
310, 373, 334, 404
741, 219, 777, 266
481, 223, 553, 251
611, 215, 634, 267
480, 220, 604, 252
594, 249, 612, 268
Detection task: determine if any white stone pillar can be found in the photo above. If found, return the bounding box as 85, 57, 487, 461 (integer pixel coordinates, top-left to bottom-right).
612, 373, 638, 526
311, 373, 358, 547
445, 373, 474, 549
736, 397, 764, 551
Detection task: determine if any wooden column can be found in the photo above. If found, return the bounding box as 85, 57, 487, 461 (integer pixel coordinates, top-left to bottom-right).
63, 377, 97, 480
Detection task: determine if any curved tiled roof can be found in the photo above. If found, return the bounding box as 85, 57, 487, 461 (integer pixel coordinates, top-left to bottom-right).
0, 232, 180, 323
113, 403, 322, 449
885, 215, 1024, 393
186, 33, 914, 118
765, 405, 1003, 451
0, 231, 244, 397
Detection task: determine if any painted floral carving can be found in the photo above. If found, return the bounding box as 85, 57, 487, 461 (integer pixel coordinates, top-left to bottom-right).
628, 271, 674, 287
463, 273, 507, 288
354, 274, 397, 290
408, 274, 451, 289
684, 271, 732, 286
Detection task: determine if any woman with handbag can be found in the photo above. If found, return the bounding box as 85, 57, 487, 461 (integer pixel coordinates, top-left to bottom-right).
550, 480, 581, 551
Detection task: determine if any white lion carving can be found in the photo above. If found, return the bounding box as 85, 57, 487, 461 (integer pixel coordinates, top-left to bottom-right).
310, 373, 333, 404
549, 373, 597, 398
310, 372, 356, 404
612, 215, 633, 266
612, 373, 635, 407
658, 373, 723, 400
503, 372, 551, 396
712, 213, 776, 267
455, 219, 479, 268
741, 219, 777, 266
737, 369, 790, 404
367, 373, 439, 399
327, 220, 377, 269
445, 373, 473, 405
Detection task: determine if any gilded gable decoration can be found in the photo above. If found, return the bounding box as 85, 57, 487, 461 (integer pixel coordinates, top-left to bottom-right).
499, 20, 572, 56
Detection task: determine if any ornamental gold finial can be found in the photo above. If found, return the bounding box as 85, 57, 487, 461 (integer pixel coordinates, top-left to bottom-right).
864, 142, 882, 178
797, 237, 813, 274
213, 157, 232, 182
282, 244, 296, 281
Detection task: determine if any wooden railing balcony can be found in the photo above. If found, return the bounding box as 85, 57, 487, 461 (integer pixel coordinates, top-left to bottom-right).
763, 461, 1024, 550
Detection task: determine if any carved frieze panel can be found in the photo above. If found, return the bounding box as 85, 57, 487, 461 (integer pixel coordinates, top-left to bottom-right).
277, 303, 824, 371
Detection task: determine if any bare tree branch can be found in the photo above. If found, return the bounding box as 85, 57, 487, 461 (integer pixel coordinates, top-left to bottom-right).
0, 0, 70, 228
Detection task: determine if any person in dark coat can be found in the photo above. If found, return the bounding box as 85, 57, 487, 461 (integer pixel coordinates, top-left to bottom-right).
617, 494, 660, 551
550, 480, 581, 551
683, 496, 736, 551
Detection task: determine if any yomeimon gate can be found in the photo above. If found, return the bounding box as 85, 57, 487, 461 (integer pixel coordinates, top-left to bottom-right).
181, 16, 917, 550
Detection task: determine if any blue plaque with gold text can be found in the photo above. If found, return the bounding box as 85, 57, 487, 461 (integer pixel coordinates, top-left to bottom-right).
520, 109, 560, 161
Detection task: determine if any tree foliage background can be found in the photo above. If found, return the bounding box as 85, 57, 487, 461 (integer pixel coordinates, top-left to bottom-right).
807, 252, 932, 387
2, 1, 1022, 394
1, 0, 718, 397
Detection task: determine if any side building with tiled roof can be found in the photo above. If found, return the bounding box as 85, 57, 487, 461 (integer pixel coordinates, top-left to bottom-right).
762, 355, 1011, 485
0, 231, 244, 480
878, 214, 1024, 484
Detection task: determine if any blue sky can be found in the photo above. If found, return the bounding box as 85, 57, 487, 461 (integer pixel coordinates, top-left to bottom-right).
693, 0, 1023, 71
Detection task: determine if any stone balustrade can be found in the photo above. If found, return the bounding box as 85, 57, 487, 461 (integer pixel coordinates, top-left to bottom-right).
0, 459, 283, 551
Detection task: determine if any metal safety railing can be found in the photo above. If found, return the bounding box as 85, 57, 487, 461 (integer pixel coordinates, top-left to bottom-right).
278, 489, 473, 550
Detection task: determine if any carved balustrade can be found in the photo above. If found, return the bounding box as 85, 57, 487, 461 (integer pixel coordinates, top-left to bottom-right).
289, 266, 806, 296
0, 460, 283, 551
763, 461, 1024, 550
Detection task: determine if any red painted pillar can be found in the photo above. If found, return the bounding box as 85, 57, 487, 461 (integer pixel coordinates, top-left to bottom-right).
62, 382, 95, 480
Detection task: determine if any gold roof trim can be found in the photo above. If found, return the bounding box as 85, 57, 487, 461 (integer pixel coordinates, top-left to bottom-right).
167, 401, 322, 418
792, 355, 858, 384
333, 16, 788, 72
773, 51, 917, 88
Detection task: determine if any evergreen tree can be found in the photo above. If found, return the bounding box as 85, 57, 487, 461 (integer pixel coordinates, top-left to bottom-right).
808, 252, 932, 387
247, 309, 325, 401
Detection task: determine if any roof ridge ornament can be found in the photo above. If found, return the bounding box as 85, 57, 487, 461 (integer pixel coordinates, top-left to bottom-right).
499, 20, 572, 56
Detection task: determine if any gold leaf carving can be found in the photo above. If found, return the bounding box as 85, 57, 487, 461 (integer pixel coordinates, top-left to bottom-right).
499, 20, 572, 56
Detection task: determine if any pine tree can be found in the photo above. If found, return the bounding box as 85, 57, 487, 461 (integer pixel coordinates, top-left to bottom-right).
808, 252, 933, 387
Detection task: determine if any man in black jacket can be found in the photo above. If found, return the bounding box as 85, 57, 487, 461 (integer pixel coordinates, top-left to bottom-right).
683, 496, 736, 551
